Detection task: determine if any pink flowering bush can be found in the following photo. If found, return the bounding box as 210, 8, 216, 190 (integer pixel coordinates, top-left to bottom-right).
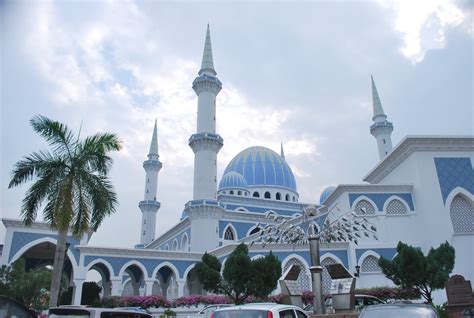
99, 295, 171, 308
175, 295, 231, 307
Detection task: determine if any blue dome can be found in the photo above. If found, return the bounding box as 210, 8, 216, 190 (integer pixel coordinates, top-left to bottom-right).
320, 186, 336, 204
219, 171, 248, 189
221, 146, 297, 191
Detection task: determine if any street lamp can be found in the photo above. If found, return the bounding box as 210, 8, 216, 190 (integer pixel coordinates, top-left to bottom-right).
252, 205, 378, 315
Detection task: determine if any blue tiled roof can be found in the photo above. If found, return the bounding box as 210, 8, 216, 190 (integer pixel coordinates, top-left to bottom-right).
219, 171, 248, 189
434, 157, 474, 204
320, 186, 336, 204
220, 146, 297, 191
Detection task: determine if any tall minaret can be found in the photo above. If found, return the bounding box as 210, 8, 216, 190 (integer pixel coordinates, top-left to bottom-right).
370, 75, 393, 160
138, 120, 162, 246
189, 24, 223, 200
184, 25, 225, 253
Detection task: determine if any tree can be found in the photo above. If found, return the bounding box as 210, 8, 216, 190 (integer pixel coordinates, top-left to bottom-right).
195, 243, 281, 304
378, 241, 455, 303
8, 115, 122, 307
0, 258, 52, 310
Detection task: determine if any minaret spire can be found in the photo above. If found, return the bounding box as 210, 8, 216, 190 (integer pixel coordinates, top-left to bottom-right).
199, 24, 216, 76
371, 75, 386, 120
148, 119, 159, 159
369, 76, 394, 160
280, 142, 285, 160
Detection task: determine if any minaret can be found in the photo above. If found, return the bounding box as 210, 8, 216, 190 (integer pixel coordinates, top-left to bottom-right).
138, 119, 162, 246
184, 25, 225, 253
189, 24, 223, 200
370, 75, 393, 160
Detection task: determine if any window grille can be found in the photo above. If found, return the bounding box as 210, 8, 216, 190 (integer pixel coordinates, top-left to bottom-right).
361, 255, 382, 272
386, 199, 407, 215
355, 200, 376, 215
322, 257, 337, 293
450, 195, 474, 233
283, 258, 311, 291
224, 226, 235, 240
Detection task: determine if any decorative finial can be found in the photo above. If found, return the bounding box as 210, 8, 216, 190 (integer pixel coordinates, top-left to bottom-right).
199, 24, 216, 76
280, 142, 285, 160
371, 75, 386, 120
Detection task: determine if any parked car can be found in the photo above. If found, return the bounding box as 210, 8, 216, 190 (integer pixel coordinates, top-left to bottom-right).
0, 295, 37, 318
212, 303, 308, 318
359, 303, 440, 318
304, 294, 385, 312
199, 304, 233, 315
49, 306, 153, 318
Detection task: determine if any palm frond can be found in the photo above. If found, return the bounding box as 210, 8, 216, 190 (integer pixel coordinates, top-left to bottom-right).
30, 115, 76, 158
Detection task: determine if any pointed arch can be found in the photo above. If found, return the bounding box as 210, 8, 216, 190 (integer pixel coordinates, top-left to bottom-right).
357, 250, 382, 273
181, 233, 189, 252
383, 196, 409, 215
152, 261, 181, 280
9, 237, 78, 272
223, 224, 237, 241
281, 254, 311, 291
172, 238, 179, 251
352, 196, 377, 215
449, 192, 474, 234
118, 260, 148, 280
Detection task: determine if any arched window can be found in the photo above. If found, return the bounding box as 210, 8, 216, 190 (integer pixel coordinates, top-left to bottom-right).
224, 226, 236, 240
238, 190, 242, 195
181, 234, 189, 251
285, 194, 290, 201
172, 239, 179, 251
229, 190, 234, 195
450, 194, 474, 233
354, 199, 376, 215
293, 196, 296, 202
386, 199, 407, 215
264, 191, 271, 199
253, 191, 260, 198
276, 192, 281, 200
361, 255, 382, 272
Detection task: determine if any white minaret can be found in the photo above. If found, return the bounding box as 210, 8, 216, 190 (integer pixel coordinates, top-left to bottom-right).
370, 75, 393, 160
189, 24, 223, 200
138, 119, 162, 246
185, 25, 225, 253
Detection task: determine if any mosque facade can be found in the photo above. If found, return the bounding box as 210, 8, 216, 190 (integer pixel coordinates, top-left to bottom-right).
2, 26, 473, 305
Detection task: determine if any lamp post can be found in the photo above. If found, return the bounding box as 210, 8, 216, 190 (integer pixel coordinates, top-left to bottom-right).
308, 222, 325, 314
252, 206, 378, 315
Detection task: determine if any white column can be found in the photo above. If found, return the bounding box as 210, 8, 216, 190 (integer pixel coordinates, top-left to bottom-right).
111, 278, 123, 296
72, 279, 85, 305
177, 279, 186, 298
145, 279, 155, 296
102, 281, 112, 298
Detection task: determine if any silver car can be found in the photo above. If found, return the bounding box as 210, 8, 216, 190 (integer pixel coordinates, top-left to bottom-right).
359, 303, 440, 318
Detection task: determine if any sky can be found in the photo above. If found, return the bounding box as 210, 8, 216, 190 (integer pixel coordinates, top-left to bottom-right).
1, 0, 472, 248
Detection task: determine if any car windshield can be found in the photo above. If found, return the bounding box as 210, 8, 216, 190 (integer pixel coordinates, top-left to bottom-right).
214, 310, 268, 318
361, 306, 438, 318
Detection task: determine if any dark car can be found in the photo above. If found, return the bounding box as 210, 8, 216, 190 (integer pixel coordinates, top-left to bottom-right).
0, 295, 37, 318
359, 303, 440, 318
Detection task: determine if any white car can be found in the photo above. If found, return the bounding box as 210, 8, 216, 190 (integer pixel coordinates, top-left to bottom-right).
212, 303, 308, 318
49, 306, 153, 318
359, 303, 440, 318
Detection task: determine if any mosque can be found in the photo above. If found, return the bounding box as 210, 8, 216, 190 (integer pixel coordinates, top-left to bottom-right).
1, 26, 473, 305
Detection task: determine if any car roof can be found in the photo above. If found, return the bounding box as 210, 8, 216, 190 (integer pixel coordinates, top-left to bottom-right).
363, 303, 433, 310
50, 307, 152, 314
217, 303, 302, 311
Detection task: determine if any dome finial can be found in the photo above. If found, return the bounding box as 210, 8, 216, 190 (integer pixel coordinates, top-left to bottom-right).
199, 24, 216, 76
280, 142, 285, 160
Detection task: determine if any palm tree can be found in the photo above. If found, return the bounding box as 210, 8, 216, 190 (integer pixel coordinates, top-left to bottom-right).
8, 115, 122, 307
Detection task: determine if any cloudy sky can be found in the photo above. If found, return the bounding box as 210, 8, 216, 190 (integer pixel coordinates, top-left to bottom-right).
1, 0, 472, 248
